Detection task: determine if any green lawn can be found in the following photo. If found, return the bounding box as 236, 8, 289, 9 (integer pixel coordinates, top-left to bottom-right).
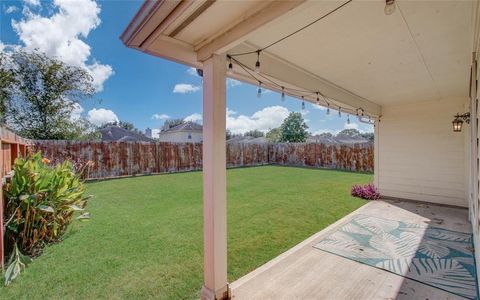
0, 166, 372, 300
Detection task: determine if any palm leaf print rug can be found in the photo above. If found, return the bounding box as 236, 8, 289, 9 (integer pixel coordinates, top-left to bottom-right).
314, 214, 478, 299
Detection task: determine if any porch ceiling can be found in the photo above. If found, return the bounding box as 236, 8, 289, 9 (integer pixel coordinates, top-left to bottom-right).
122, 0, 476, 115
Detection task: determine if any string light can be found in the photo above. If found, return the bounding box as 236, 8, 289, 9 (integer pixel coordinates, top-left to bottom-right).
347, 114, 350, 124
226, 54, 374, 122
227, 55, 233, 75
223, 0, 377, 121
255, 50, 261, 73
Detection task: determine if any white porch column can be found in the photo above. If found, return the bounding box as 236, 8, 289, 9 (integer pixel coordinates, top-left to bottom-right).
201, 54, 229, 300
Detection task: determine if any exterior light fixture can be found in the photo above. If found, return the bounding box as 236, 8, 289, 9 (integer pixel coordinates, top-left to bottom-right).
281, 87, 285, 101
384, 0, 396, 15
255, 50, 261, 73
452, 112, 471, 132
257, 81, 262, 98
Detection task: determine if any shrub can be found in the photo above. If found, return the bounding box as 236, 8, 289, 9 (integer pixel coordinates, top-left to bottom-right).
351, 183, 380, 200
3, 152, 91, 285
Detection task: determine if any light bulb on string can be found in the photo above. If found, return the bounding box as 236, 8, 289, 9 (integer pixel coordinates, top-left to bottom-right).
255, 50, 261, 73
257, 81, 262, 98
227, 56, 233, 76
316, 92, 320, 105
384, 0, 396, 15
281, 87, 285, 102
326, 103, 330, 115
338, 107, 342, 118
301, 96, 305, 110
347, 114, 350, 124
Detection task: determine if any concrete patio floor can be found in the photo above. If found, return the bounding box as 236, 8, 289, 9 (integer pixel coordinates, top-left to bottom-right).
231, 199, 472, 300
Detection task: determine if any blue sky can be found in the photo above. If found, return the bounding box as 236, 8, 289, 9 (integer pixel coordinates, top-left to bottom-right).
0, 0, 373, 136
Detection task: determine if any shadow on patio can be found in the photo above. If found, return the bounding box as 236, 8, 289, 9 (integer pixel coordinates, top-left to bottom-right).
230, 200, 475, 300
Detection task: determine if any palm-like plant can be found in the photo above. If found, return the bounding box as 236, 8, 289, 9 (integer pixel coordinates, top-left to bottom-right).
3, 152, 91, 285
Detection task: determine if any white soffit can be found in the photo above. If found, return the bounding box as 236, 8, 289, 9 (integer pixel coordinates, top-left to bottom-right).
243, 0, 474, 106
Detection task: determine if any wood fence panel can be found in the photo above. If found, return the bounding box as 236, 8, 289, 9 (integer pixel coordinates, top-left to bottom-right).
32, 141, 373, 180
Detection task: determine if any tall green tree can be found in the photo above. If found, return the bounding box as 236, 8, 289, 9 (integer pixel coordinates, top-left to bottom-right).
0, 53, 15, 123
279, 112, 308, 143
3, 50, 95, 139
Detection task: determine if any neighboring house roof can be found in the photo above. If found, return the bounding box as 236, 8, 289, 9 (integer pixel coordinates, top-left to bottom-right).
100, 126, 152, 142
227, 136, 253, 143
162, 121, 203, 133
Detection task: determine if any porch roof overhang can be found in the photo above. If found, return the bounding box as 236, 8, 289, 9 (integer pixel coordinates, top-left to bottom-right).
121, 0, 478, 118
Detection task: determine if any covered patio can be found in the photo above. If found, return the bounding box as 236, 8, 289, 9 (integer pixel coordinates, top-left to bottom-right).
231, 199, 471, 299
121, 0, 479, 299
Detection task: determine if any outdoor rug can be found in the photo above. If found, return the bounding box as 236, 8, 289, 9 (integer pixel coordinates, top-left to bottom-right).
314, 214, 478, 299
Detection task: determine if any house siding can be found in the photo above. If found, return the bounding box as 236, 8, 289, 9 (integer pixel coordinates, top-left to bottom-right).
377, 97, 468, 207
158, 131, 203, 143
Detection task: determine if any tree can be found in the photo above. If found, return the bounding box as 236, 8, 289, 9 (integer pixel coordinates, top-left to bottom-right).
279, 112, 308, 142
337, 128, 361, 137
266, 127, 281, 142
0, 53, 15, 123
100, 120, 141, 134
3, 50, 95, 139
163, 119, 185, 131
318, 132, 333, 138
244, 129, 264, 138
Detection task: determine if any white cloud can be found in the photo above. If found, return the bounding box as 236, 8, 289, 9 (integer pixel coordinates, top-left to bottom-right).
87, 108, 119, 126
70, 103, 84, 121
343, 121, 373, 133
227, 78, 242, 88
313, 104, 326, 110
312, 129, 340, 136
151, 128, 161, 139
152, 113, 170, 120
24, 0, 40, 6
11, 0, 113, 91
184, 113, 203, 123
186, 67, 199, 77
173, 83, 201, 94
5, 6, 18, 14
344, 122, 359, 130
227, 106, 289, 134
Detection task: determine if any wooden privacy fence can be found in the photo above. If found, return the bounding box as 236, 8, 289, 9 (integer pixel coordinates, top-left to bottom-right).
0, 127, 29, 269
32, 141, 373, 179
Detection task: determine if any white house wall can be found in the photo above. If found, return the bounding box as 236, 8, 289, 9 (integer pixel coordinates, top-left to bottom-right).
158, 131, 203, 143
376, 97, 469, 207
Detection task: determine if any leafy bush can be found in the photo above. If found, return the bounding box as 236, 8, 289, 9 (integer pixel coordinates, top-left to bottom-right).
3, 152, 91, 285
351, 183, 380, 200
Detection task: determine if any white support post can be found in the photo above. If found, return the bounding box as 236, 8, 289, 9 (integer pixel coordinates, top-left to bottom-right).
201, 53, 229, 300
373, 118, 380, 189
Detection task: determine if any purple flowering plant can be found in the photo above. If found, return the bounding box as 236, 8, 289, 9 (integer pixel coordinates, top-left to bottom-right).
351, 183, 380, 200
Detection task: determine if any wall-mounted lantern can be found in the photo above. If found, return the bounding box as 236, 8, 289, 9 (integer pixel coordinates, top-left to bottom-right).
452, 112, 471, 132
